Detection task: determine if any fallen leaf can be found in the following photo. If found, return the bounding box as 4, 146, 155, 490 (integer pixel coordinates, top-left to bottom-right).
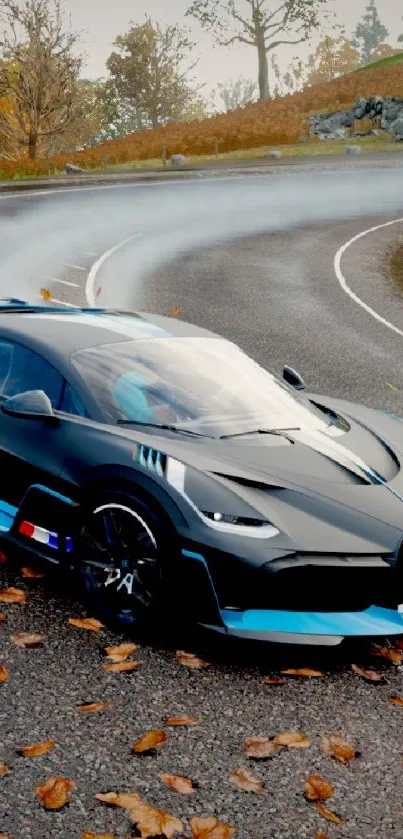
102, 660, 140, 673
322, 734, 359, 764
244, 736, 278, 759
229, 767, 263, 793
16, 739, 55, 757
0, 613, 5, 621
104, 642, 137, 662
158, 772, 197, 794
0, 666, 9, 683
0, 587, 26, 604
390, 695, 403, 706
315, 834, 331, 839
81, 833, 119, 839
165, 715, 200, 727
40, 288, 52, 301
351, 664, 384, 682
314, 803, 344, 825
95, 286, 102, 297
190, 816, 235, 839
132, 729, 168, 754
190, 816, 235, 838
0, 835, 15, 839
10, 632, 45, 648
36, 776, 75, 809
273, 731, 310, 749
372, 645, 403, 665
128, 799, 183, 837
95, 791, 140, 808
386, 382, 399, 392
263, 677, 286, 685
395, 639, 403, 650
21, 567, 45, 579
281, 667, 324, 678
304, 774, 334, 801
171, 306, 180, 318
0, 550, 7, 563
0, 763, 10, 775
76, 702, 110, 713
68, 617, 104, 632
175, 650, 209, 669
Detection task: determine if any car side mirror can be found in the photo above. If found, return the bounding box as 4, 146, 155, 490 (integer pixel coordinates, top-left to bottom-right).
1, 390, 58, 422
283, 366, 305, 390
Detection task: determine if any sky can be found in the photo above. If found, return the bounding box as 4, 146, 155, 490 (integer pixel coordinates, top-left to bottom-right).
66, 0, 403, 93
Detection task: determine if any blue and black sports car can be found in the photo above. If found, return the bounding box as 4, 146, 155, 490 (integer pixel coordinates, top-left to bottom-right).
1, 297, 403, 645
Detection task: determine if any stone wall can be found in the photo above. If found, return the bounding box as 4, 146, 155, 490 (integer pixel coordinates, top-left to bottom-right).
309, 97, 403, 141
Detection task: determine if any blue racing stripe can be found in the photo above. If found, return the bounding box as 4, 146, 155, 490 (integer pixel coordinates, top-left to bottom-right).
221, 606, 403, 636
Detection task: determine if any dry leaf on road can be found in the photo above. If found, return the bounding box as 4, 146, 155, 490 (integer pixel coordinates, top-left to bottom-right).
322, 734, 359, 764
165, 715, 200, 727
81, 833, 120, 839
102, 660, 140, 673
0, 666, 9, 683
132, 729, 168, 754
273, 731, 310, 748
104, 642, 137, 662
0, 587, 26, 604
0, 763, 10, 775
229, 767, 263, 793
68, 617, 104, 632
304, 774, 334, 801
40, 288, 52, 301
244, 736, 278, 759
175, 650, 209, 669
16, 739, 55, 757
76, 702, 110, 713
21, 567, 45, 579
371, 645, 403, 665
128, 799, 183, 837
314, 803, 344, 824
36, 776, 75, 809
95, 791, 140, 809
10, 632, 45, 648
158, 772, 197, 794
351, 664, 384, 682
263, 677, 286, 685
281, 667, 324, 678
0, 612, 5, 621
190, 816, 235, 838
315, 834, 331, 839
389, 695, 403, 706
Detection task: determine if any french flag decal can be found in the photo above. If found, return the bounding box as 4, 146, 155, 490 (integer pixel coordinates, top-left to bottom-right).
18, 521, 73, 552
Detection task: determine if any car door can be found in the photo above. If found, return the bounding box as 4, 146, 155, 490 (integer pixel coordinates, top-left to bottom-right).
0, 339, 71, 509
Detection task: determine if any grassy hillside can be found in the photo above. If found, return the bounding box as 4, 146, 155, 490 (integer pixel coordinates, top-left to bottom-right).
1, 62, 403, 179
356, 52, 403, 72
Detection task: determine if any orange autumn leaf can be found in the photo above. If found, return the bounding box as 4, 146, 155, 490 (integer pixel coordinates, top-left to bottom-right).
132, 729, 168, 754
158, 772, 197, 794
322, 734, 359, 764
190, 815, 235, 838
0, 835, 15, 839
175, 651, 209, 669
102, 660, 140, 673
371, 645, 403, 665
36, 776, 75, 809
165, 715, 200, 727
0, 587, 26, 604
171, 306, 180, 318
68, 617, 104, 632
21, 567, 45, 579
16, 739, 55, 757
128, 799, 183, 837
243, 736, 278, 759
0, 763, 10, 775
389, 695, 403, 706
95, 791, 140, 809
281, 667, 324, 678
10, 632, 45, 648
81, 833, 120, 839
0, 666, 9, 683
304, 774, 334, 801
351, 664, 384, 682
229, 767, 263, 793
314, 803, 344, 825
315, 834, 331, 839
104, 642, 137, 662
76, 702, 110, 713
40, 288, 52, 301
263, 677, 286, 685
273, 731, 310, 749
0, 613, 5, 621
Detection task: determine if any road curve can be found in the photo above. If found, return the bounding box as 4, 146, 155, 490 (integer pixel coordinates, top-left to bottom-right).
1, 170, 403, 839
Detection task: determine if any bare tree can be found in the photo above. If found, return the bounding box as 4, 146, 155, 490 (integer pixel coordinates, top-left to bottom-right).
0, 0, 82, 159
212, 76, 257, 112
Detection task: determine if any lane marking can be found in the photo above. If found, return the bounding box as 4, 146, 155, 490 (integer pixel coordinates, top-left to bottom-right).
62, 262, 86, 271
83, 250, 98, 256
35, 294, 73, 307
86, 232, 143, 306
334, 217, 403, 338
44, 277, 80, 288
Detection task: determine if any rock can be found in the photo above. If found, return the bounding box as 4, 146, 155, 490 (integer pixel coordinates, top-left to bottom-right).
393, 134, 403, 143
345, 145, 361, 155
65, 163, 85, 174
171, 154, 186, 167
265, 150, 282, 159
389, 117, 403, 135
355, 98, 369, 119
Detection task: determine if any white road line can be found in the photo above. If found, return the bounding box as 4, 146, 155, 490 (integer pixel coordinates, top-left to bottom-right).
86, 232, 143, 306
44, 277, 80, 288
62, 262, 86, 271
334, 217, 403, 338
83, 250, 98, 257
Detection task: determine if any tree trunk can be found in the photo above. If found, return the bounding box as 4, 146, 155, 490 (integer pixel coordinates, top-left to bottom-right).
28, 131, 37, 160
257, 37, 269, 101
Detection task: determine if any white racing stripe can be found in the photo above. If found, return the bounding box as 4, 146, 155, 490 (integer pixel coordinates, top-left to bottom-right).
334, 217, 403, 338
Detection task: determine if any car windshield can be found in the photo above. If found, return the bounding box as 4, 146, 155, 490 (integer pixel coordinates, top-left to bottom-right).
71, 337, 330, 438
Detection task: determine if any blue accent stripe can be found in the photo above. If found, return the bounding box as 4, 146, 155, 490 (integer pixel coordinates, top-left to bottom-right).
181, 549, 221, 613
0, 499, 17, 532
221, 606, 403, 637
31, 485, 74, 505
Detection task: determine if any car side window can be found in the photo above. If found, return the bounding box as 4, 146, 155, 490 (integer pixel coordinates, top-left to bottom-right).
59, 383, 89, 418
0, 340, 64, 409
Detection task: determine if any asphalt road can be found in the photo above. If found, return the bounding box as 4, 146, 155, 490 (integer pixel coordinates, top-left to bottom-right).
2, 169, 403, 839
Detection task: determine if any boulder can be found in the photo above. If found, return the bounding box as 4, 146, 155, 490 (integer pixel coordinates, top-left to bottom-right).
171, 154, 186, 167
265, 150, 282, 159
389, 116, 403, 135
393, 134, 403, 143
65, 163, 85, 174
345, 145, 361, 155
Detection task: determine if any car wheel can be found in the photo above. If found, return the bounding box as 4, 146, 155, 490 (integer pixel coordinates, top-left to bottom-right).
76, 490, 167, 629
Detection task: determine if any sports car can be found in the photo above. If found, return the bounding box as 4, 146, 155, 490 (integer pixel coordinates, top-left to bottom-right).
1, 297, 403, 646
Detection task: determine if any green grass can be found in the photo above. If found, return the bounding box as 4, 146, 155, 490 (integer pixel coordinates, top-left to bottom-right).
355, 52, 403, 72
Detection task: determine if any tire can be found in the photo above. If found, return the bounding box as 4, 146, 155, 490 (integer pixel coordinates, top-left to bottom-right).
75, 489, 169, 630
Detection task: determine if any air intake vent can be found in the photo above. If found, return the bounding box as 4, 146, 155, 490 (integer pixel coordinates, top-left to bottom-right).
136, 445, 167, 477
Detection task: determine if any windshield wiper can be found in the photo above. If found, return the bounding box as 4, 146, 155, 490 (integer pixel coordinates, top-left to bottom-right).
117, 420, 212, 438
220, 427, 301, 440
